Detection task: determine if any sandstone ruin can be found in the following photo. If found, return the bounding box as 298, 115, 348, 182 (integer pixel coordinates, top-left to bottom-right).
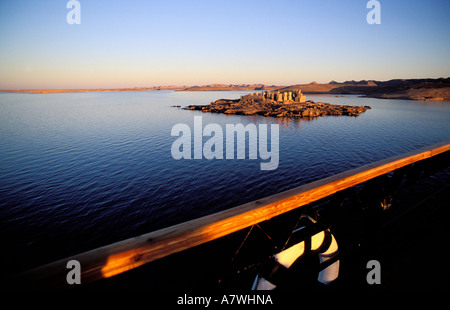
240, 90, 305, 104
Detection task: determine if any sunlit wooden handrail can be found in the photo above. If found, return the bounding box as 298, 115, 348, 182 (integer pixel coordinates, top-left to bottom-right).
15, 140, 450, 288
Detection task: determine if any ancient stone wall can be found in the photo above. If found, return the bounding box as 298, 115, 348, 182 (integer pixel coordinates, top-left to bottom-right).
241, 89, 306, 103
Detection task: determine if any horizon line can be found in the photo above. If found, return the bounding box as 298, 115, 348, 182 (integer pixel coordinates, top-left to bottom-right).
1, 76, 449, 93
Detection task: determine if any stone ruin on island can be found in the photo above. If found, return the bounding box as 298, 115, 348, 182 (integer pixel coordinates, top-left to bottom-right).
240, 90, 306, 104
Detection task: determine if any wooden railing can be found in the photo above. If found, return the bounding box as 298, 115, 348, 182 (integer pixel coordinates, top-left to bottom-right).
14, 141, 450, 288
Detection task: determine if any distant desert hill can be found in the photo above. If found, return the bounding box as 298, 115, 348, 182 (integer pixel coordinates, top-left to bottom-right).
279, 78, 450, 101
179, 84, 281, 91
1, 78, 449, 100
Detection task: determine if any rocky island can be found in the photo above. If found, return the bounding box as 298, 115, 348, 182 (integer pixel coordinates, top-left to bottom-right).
185, 90, 370, 118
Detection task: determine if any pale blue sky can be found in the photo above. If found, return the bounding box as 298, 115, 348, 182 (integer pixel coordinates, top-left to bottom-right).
0, 0, 449, 89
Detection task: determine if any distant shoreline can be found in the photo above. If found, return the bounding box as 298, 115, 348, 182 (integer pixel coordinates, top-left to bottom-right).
0, 87, 182, 94
0, 84, 279, 94
1, 78, 449, 100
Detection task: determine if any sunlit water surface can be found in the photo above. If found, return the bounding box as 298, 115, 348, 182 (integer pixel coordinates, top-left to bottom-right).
1, 91, 449, 273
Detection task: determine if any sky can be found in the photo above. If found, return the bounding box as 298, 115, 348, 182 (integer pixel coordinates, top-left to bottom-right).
0, 0, 449, 89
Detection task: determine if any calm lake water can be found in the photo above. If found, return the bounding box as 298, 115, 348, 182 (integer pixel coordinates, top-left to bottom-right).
1, 91, 449, 274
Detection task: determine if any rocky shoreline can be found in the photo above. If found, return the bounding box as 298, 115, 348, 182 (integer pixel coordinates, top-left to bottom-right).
185, 90, 370, 118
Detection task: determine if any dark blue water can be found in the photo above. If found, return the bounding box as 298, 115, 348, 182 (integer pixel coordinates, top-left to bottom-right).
1, 91, 449, 274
